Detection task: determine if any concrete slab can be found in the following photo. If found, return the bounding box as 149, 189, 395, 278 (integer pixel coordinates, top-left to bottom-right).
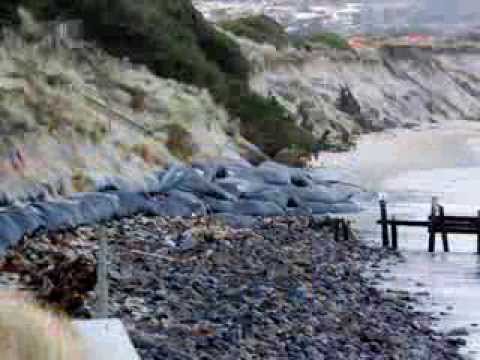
74, 319, 141, 360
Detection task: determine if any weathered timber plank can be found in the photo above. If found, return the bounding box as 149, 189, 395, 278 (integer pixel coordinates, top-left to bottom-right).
380, 200, 389, 247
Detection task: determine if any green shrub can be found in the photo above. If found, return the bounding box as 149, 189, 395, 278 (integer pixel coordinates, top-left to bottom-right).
234, 94, 316, 156
0, 3, 20, 25
163, 123, 195, 161
293, 31, 351, 50
12, 0, 249, 95
220, 15, 289, 49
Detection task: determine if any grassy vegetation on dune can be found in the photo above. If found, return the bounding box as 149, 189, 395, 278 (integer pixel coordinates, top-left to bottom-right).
3, 0, 316, 157
220, 15, 289, 49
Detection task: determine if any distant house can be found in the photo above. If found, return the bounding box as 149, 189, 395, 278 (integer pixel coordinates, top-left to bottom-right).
406, 33, 433, 44
348, 36, 366, 49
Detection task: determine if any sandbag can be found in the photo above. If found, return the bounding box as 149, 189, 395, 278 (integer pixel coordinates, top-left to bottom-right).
0, 212, 27, 251
240, 188, 291, 209
306, 202, 362, 215
71, 193, 120, 225
159, 191, 208, 217
94, 175, 133, 192
172, 170, 237, 201
29, 201, 84, 231
253, 167, 291, 186
286, 207, 313, 216
143, 173, 163, 193
215, 178, 266, 198
233, 200, 285, 217
114, 192, 168, 218
191, 161, 218, 181
157, 165, 190, 193
4, 207, 46, 236
306, 168, 359, 186
203, 198, 235, 214
290, 172, 312, 188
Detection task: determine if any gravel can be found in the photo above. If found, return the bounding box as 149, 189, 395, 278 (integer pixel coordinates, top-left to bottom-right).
0, 215, 465, 359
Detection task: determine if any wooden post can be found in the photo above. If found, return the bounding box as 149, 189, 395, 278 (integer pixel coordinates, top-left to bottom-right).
342, 220, 350, 241
379, 199, 389, 248
428, 197, 438, 253
391, 215, 398, 251
334, 219, 340, 242
477, 210, 480, 254
95, 229, 109, 318
439, 206, 449, 252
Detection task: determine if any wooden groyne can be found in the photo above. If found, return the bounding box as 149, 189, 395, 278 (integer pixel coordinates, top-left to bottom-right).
377, 197, 480, 253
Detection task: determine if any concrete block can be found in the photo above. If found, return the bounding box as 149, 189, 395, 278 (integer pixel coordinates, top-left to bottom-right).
74, 319, 140, 360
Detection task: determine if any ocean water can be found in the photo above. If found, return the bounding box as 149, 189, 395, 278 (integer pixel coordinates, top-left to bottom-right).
322, 122, 480, 358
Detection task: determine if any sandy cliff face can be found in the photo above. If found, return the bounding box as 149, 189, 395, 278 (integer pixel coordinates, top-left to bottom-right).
2, 9, 480, 203
244, 42, 480, 145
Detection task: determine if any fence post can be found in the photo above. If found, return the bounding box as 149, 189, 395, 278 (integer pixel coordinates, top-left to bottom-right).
428, 197, 438, 253
477, 210, 480, 254
391, 215, 398, 251
333, 219, 340, 242
440, 206, 449, 252
342, 220, 350, 241
95, 229, 109, 318
380, 199, 389, 247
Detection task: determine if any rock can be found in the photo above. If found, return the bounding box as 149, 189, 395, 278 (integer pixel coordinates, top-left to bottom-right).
288, 285, 310, 305
177, 229, 200, 251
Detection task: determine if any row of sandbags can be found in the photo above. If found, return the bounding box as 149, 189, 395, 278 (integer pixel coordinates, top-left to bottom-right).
0, 162, 373, 253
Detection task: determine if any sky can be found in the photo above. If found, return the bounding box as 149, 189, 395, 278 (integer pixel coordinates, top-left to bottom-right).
194, 0, 480, 34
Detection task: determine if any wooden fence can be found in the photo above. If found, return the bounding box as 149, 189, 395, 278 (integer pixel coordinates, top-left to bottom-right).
377, 197, 480, 253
